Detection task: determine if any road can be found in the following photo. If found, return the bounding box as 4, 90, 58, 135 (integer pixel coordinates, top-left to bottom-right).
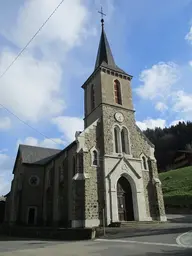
0, 215, 191, 255
0, 238, 191, 256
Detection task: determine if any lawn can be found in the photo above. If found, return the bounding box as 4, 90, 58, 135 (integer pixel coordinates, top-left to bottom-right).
159, 166, 192, 207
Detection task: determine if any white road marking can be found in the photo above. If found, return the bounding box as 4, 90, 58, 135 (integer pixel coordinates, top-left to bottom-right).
96, 238, 192, 248
176, 231, 192, 248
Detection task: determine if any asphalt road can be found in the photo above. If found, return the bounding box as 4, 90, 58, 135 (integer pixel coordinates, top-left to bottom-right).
0, 215, 191, 255
0, 238, 192, 256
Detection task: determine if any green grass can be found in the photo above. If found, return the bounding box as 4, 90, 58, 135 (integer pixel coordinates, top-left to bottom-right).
159, 166, 192, 206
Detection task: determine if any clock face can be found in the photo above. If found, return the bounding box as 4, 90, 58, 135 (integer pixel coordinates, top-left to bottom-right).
114, 112, 124, 122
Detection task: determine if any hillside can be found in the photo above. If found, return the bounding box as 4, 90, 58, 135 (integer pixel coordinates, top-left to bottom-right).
159, 166, 192, 207
144, 121, 192, 171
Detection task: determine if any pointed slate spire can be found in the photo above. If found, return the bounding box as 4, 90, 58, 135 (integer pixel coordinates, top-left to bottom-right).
95, 19, 116, 70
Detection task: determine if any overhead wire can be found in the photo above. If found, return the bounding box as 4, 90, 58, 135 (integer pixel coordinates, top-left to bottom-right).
0, 0, 65, 80
0, 0, 66, 145
0, 104, 59, 145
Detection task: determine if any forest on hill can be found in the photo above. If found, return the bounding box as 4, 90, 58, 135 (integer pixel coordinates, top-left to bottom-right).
143, 121, 192, 172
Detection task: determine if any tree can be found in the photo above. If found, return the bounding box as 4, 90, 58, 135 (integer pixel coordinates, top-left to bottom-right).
143, 121, 192, 172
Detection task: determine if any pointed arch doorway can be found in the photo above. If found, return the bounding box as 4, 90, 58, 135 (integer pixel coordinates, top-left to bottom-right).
117, 176, 134, 221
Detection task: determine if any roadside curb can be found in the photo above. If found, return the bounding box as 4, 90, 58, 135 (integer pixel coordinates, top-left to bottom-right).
176, 231, 192, 248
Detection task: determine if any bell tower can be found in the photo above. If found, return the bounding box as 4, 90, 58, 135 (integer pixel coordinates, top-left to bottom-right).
82, 16, 134, 131
79, 12, 166, 227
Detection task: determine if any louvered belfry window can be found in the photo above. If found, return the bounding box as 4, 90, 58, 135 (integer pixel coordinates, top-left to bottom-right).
114, 79, 122, 105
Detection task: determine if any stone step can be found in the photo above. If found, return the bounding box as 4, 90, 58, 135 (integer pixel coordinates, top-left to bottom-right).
108, 221, 161, 228
120, 221, 161, 226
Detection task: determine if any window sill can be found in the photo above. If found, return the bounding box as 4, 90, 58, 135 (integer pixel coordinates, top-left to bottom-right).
73, 173, 90, 180
142, 168, 149, 172
91, 164, 99, 168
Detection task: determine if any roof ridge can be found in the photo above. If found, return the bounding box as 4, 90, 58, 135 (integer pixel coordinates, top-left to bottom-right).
19, 144, 61, 151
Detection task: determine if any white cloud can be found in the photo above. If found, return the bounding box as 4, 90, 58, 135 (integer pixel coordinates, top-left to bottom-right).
52, 116, 84, 142
0, 50, 64, 122
172, 90, 192, 119
135, 62, 180, 99
0, 153, 14, 196
155, 102, 168, 112
3, 0, 91, 53
189, 61, 192, 67
169, 119, 185, 127
136, 118, 166, 131
136, 61, 192, 121
185, 26, 192, 44
0, 117, 11, 130
0, 154, 13, 170
17, 136, 65, 149
136, 118, 188, 131
0, 0, 95, 123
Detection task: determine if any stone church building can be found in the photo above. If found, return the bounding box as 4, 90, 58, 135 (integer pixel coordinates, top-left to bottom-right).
5, 20, 166, 228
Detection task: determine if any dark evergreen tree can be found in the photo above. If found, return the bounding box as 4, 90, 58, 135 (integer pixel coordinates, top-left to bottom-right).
144, 121, 192, 172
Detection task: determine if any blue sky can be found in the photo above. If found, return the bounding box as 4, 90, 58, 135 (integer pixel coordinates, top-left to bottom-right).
0, 0, 192, 195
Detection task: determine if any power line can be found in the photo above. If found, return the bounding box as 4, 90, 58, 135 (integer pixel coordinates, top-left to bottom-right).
0, 0, 66, 145
0, 103, 59, 145
0, 0, 65, 80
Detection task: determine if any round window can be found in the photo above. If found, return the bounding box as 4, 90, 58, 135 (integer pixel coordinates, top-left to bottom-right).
29, 176, 40, 186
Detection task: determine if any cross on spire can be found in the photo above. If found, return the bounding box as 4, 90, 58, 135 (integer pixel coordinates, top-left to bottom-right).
98, 6, 106, 27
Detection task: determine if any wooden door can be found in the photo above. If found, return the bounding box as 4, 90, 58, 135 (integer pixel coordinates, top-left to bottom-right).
117, 192, 126, 221
117, 176, 134, 222
28, 208, 35, 225
117, 182, 126, 221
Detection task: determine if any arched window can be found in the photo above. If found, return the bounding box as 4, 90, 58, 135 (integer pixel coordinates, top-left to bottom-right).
114, 79, 122, 105
121, 127, 130, 154
114, 126, 121, 153
91, 84, 95, 110
73, 156, 76, 177
142, 156, 147, 170
59, 166, 64, 183
92, 150, 98, 166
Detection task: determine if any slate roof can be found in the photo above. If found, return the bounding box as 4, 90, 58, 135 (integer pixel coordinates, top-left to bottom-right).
95, 25, 116, 70
19, 144, 61, 165
100, 62, 131, 77
94, 25, 131, 77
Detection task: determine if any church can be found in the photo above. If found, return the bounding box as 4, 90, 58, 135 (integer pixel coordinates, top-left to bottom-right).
5, 19, 167, 228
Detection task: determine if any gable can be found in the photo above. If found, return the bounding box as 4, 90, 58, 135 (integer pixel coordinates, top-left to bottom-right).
19, 144, 61, 165
12, 150, 22, 174
107, 157, 141, 180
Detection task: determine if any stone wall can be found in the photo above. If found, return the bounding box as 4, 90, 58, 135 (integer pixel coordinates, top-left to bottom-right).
43, 161, 54, 225
9, 154, 24, 223
83, 70, 102, 120
101, 104, 166, 221
76, 121, 104, 225
20, 164, 45, 225
142, 160, 166, 220
150, 160, 166, 219
102, 104, 151, 158
67, 143, 77, 225
84, 126, 100, 222
54, 150, 70, 226
142, 170, 158, 219
101, 70, 134, 111
9, 153, 45, 225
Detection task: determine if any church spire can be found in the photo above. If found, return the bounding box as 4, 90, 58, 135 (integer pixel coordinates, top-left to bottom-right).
95, 8, 116, 70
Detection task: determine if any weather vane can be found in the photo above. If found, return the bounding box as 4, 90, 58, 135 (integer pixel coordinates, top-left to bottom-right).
98, 6, 106, 26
